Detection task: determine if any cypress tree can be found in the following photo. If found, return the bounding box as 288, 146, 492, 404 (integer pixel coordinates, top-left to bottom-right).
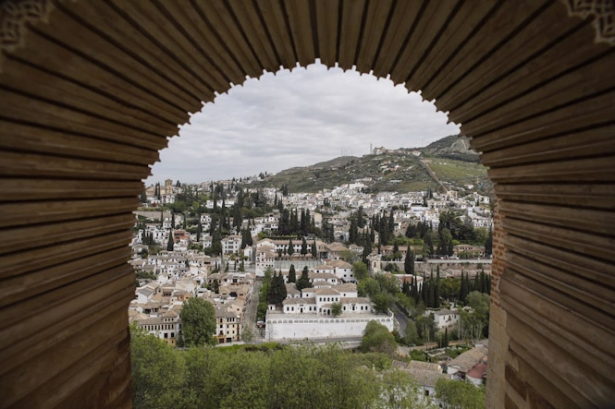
421, 278, 428, 305
411, 279, 419, 304
288, 264, 296, 283
301, 237, 308, 255
291, 210, 299, 234
300, 209, 307, 236
428, 272, 435, 307
459, 271, 468, 303
278, 271, 287, 301
424, 234, 434, 257
268, 272, 279, 305
435, 268, 441, 308
485, 226, 493, 256
357, 206, 365, 228
166, 233, 174, 251
404, 248, 415, 275
402, 280, 410, 295
240, 228, 247, 249
311, 240, 318, 258
287, 239, 294, 256
349, 217, 358, 244
296, 266, 312, 291
444, 328, 449, 347
362, 234, 372, 264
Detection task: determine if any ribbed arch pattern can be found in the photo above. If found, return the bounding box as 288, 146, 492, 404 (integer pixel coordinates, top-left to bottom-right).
0, 1, 613, 407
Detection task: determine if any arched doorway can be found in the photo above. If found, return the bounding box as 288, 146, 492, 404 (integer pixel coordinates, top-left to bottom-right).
0, 1, 613, 407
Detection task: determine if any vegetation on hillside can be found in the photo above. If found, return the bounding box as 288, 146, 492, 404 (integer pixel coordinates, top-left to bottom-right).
131, 326, 485, 409
255, 134, 490, 194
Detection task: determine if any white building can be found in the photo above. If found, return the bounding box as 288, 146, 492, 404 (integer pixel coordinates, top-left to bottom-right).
265, 283, 394, 340
222, 235, 242, 254
431, 309, 459, 330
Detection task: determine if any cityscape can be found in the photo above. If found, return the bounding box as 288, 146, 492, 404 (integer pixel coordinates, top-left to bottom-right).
3, 1, 611, 408
130, 140, 493, 407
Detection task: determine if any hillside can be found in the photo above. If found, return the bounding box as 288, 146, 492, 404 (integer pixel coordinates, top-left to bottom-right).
423, 134, 480, 162
256, 134, 491, 194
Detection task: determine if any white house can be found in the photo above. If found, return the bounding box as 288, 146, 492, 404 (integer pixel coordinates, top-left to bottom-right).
431, 309, 459, 330
265, 283, 394, 340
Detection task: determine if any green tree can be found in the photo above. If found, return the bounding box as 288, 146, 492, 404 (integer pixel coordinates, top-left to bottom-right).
331, 302, 342, 317
352, 261, 369, 281
131, 325, 186, 409
300, 237, 308, 255
435, 378, 486, 409
459, 271, 469, 303
288, 264, 296, 283
403, 320, 418, 345
140, 191, 147, 204
485, 226, 493, 256
166, 233, 174, 251
372, 292, 393, 314
404, 248, 414, 275
311, 240, 318, 258
357, 277, 381, 298
180, 297, 216, 347
416, 313, 437, 343
357, 206, 365, 228
240, 326, 254, 343
360, 320, 396, 355
434, 268, 441, 308
287, 239, 294, 255
296, 266, 312, 291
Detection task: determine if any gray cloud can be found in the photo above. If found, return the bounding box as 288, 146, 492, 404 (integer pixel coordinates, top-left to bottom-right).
146, 62, 460, 184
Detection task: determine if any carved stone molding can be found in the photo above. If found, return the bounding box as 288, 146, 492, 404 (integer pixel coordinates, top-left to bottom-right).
562, 0, 615, 45
0, 0, 52, 68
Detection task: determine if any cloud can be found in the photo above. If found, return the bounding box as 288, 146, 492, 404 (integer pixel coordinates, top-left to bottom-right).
146, 62, 460, 184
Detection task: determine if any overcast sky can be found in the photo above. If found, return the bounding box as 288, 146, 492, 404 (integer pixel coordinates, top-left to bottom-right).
146, 62, 459, 184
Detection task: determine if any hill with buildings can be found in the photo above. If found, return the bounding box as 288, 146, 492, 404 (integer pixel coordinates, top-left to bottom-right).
257, 135, 491, 194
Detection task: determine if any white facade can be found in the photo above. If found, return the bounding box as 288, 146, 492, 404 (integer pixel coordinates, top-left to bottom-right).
222, 235, 242, 254
265, 314, 394, 340
431, 309, 459, 330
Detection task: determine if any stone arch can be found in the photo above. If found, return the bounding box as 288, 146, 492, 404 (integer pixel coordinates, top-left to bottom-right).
0, 1, 614, 408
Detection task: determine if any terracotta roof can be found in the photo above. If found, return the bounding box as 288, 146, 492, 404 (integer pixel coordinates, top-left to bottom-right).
466, 362, 488, 380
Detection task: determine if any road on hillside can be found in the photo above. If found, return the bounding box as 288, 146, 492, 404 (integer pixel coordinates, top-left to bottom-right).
391, 303, 409, 335
243, 279, 262, 338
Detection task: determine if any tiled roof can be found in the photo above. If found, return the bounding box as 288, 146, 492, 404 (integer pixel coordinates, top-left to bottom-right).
448, 346, 489, 373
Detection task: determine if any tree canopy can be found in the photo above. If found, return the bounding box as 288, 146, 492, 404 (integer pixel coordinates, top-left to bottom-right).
179, 297, 216, 347
436, 378, 486, 409
359, 320, 397, 355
